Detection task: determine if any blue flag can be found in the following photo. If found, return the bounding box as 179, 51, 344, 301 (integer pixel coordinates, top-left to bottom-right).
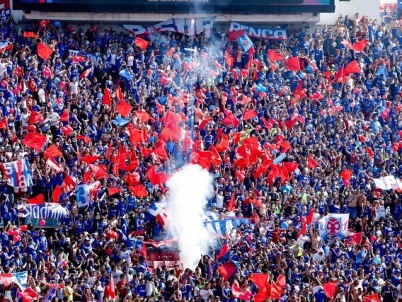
237, 33, 253, 52
119, 69, 133, 80
376, 63, 388, 79
112, 116, 130, 127
13, 271, 28, 290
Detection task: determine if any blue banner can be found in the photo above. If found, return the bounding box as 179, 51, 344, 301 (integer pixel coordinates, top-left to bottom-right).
1, 159, 33, 189
204, 218, 251, 237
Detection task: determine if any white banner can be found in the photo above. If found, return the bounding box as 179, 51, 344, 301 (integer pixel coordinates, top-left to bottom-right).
373, 175, 402, 191
229, 22, 287, 40
318, 214, 349, 239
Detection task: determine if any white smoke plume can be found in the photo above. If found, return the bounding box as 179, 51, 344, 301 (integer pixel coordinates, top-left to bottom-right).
166, 164, 215, 270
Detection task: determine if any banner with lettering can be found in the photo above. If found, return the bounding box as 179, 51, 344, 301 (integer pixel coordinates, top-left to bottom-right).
1, 159, 33, 189
204, 218, 251, 237
18, 203, 70, 219
122, 16, 216, 37
229, 22, 287, 40
318, 214, 349, 239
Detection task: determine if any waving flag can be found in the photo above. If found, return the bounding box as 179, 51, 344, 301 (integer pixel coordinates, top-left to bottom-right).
1, 159, 33, 189
119, 69, 134, 81
22, 132, 47, 151
318, 214, 349, 239
37, 42, 54, 60
134, 37, 149, 50
373, 175, 402, 190
218, 261, 238, 281
237, 33, 253, 52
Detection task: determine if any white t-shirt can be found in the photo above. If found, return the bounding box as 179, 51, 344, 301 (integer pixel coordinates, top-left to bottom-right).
199, 288, 213, 301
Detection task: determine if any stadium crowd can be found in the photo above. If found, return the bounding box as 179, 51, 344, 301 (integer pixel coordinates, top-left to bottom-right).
0, 8, 401, 302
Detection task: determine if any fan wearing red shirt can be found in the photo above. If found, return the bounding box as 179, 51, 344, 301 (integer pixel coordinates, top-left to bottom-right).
116, 274, 129, 299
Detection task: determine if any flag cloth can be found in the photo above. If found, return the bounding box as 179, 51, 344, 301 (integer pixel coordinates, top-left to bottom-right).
307, 154, 319, 169
231, 281, 252, 300
28, 111, 44, 124
242, 109, 257, 121
23, 32, 38, 39
285, 57, 300, 71
237, 33, 253, 52
59, 109, 69, 122
13, 272, 28, 290
249, 273, 269, 291
134, 37, 149, 50
373, 175, 402, 191
37, 43, 53, 60
318, 214, 349, 239
22, 133, 47, 151
348, 232, 363, 245
46, 157, 64, 173
112, 116, 130, 127
268, 49, 284, 62
306, 208, 315, 225
217, 261, 238, 281
27, 194, 44, 205
44, 145, 62, 159
130, 184, 148, 198
344, 60, 361, 75
1, 159, 33, 189
228, 29, 245, 41
227, 194, 235, 212
323, 282, 337, 299
116, 100, 133, 118
105, 274, 116, 299
376, 63, 388, 79
103, 88, 111, 105
216, 244, 230, 260
119, 69, 134, 81
353, 39, 369, 52
363, 293, 380, 302
52, 186, 62, 203
340, 170, 353, 181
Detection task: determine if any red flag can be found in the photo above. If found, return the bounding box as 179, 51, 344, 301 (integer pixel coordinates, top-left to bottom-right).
344, 60, 361, 75
108, 187, 121, 196
222, 112, 240, 127
297, 217, 307, 238
249, 274, 269, 292
352, 39, 369, 52
268, 49, 284, 62
217, 261, 237, 281
134, 37, 149, 50
62, 174, 77, 191
341, 40, 353, 48
0, 116, 7, 130
135, 110, 150, 123
130, 184, 148, 198
79, 69, 91, 79
22, 132, 47, 151
285, 57, 300, 71
146, 166, 168, 186
61, 125, 74, 136
73, 55, 86, 63
306, 208, 315, 225
105, 274, 116, 299
276, 275, 286, 289
23, 32, 38, 39
225, 52, 234, 67
116, 100, 133, 118
231, 281, 251, 300
199, 117, 213, 131
44, 144, 62, 159
52, 185, 62, 203
228, 194, 235, 212
103, 88, 111, 106
228, 29, 245, 41
340, 170, 353, 181
363, 293, 380, 302
18, 288, 38, 302
140, 243, 148, 259
28, 111, 44, 124
283, 162, 298, 173
76, 135, 92, 143
348, 232, 363, 245
37, 43, 53, 60
80, 155, 100, 164
242, 109, 257, 121
307, 154, 319, 169
27, 194, 44, 205
89, 164, 108, 180
216, 244, 230, 260
59, 109, 69, 122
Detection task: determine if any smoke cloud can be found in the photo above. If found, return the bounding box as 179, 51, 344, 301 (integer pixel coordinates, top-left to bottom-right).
166, 164, 216, 270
